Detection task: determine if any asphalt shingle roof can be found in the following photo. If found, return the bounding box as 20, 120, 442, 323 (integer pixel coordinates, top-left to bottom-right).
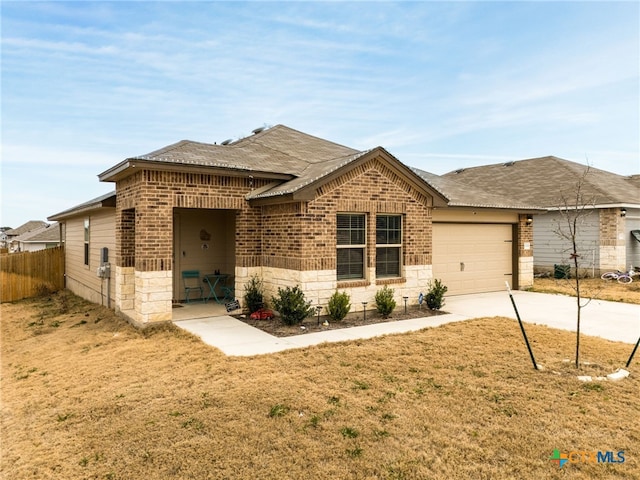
246, 149, 373, 199
48, 191, 116, 221
413, 168, 541, 210
15, 223, 60, 243
443, 156, 639, 207
130, 125, 358, 178
93, 125, 550, 210
5, 220, 49, 237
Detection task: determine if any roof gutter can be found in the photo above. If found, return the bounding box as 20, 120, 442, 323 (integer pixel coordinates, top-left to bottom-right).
98, 158, 294, 183
438, 204, 546, 213
544, 203, 638, 211
48, 193, 116, 221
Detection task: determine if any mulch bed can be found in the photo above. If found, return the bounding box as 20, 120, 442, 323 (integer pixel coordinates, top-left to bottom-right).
233, 305, 446, 337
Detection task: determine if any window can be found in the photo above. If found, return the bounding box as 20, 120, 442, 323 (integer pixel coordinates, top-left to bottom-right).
84, 218, 90, 266
376, 215, 402, 278
337, 214, 365, 280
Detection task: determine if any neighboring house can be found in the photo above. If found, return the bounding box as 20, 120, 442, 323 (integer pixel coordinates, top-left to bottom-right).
443, 156, 640, 275
0, 229, 9, 249
49, 191, 116, 308
50, 125, 535, 327
14, 222, 63, 252
4, 220, 49, 252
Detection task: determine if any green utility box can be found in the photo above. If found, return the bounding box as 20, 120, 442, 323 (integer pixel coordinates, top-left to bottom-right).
554, 264, 571, 279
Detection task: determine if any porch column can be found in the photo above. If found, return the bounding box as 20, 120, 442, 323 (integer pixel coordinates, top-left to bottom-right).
131, 201, 174, 325
517, 214, 534, 289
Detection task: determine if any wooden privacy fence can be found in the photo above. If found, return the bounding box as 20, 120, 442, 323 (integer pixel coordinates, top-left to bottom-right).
0, 246, 65, 302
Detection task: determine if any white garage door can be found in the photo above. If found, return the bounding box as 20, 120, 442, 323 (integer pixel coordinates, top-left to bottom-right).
432, 223, 513, 295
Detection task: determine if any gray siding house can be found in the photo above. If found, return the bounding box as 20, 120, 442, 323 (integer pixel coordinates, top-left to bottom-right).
444, 156, 640, 275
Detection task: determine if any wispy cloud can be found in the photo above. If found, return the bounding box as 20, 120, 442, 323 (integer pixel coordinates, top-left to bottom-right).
1, 1, 637, 227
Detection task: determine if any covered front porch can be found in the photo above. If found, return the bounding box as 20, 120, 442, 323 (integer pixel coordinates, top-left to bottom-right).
173, 207, 236, 304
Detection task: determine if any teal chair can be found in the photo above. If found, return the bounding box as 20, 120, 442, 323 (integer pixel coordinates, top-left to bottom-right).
182, 270, 203, 303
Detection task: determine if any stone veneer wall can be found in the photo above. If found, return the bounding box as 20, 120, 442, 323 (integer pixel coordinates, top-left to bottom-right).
599, 208, 626, 271
236, 264, 432, 314
133, 270, 173, 324
114, 266, 135, 313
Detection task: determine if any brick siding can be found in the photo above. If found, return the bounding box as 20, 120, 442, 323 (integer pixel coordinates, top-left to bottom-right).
599, 208, 624, 247
115, 170, 267, 272
517, 214, 534, 257
260, 158, 433, 272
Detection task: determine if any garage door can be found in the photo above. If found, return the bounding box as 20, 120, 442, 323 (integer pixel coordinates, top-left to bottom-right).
432, 223, 513, 295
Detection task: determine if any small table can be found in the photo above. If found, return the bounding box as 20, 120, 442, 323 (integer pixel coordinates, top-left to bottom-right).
204, 273, 229, 304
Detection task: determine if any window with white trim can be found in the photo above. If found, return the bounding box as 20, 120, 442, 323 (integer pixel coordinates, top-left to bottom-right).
376, 215, 402, 278
337, 214, 365, 280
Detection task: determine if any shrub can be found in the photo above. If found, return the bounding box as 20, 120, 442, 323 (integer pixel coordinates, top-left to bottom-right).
425, 279, 448, 310
375, 285, 396, 318
271, 285, 314, 325
243, 275, 265, 313
327, 290, 351, 322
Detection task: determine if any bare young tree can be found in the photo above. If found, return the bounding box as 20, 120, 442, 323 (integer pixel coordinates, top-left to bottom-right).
552, 165, 599, 368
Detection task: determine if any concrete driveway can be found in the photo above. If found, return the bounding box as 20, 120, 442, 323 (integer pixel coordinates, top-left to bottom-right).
445, 290, 639, 345
174, 291, 639, 356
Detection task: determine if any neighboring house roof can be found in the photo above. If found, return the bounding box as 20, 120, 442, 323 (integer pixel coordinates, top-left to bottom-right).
48, 191, 116, 221
4, 220, 49, 237
412, 168, 542, 210
15, 222, 61, 243
443, 156, 640, 208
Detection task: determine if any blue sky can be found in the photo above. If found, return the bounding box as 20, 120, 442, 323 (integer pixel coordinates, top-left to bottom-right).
2, 1, 638, 228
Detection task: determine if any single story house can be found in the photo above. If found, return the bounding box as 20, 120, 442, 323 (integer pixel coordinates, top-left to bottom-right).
13, 222, 62, 252
49, 125, 537, 327
4, 220, 49, 252
443, 156, 640, 275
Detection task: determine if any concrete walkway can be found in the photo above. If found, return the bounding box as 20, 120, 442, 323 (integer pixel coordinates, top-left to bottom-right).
174, 290, 640, 357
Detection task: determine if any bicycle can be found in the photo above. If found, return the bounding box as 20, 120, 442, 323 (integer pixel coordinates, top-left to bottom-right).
601, 266, 638, 284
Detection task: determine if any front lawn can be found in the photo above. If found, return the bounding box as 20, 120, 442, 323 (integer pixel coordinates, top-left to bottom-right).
531, 277, 640, 304
1, 291, 638, 479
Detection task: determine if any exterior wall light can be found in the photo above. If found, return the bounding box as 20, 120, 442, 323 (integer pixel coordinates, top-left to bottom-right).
526, 214, 533, 225
621, 208, 627, 217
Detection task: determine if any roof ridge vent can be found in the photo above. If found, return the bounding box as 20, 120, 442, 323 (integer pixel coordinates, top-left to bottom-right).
221, 139, 233, 145
252, 126, 266, 134
503, 161, 515, 167
454, 168, 465, 174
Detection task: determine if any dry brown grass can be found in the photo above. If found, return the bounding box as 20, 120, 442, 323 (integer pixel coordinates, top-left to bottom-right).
531, 277, 640, 305
2, 291, 639, 479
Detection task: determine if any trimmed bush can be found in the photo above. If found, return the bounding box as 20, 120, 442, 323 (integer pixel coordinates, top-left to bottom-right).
374, 285, 396, 319
327, 290, 351, 322
425, 279, 448, 310
271, 285, 314, 326
243, 275, 265, 313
